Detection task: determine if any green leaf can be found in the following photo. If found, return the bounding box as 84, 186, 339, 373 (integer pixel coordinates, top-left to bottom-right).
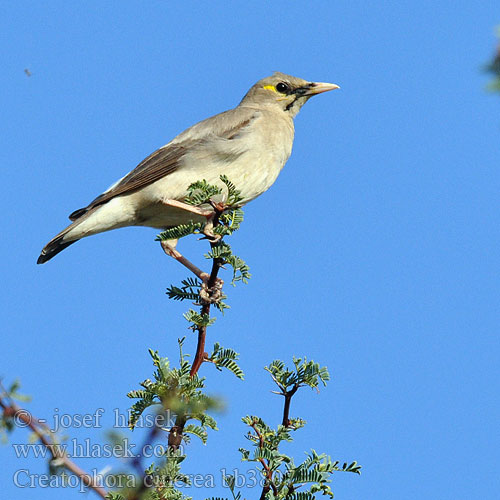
156, 221, 204, 241
105, 493, 126, 500
167, 277, 202, 302
220, 175, 243, 205
209, 343, 244, 379
185, 179, 222, 206
183, 424, 209, 444
183, 309, 216, 328
265, 358, 330, 395
222, 473, 242, 500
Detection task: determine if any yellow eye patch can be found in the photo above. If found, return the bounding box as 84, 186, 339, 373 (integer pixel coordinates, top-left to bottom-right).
263, 85, 277, 92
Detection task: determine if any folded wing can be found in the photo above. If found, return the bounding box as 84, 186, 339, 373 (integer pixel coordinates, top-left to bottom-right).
69, 108, 258, 221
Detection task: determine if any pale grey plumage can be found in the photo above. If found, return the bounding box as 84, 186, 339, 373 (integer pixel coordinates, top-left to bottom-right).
37, 72, 338, 264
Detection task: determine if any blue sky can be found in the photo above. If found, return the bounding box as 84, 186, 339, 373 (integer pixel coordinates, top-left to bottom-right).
1, 1, 499, 499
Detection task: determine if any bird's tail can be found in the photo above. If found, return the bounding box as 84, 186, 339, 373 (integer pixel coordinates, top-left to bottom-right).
37, 217, 86, 264
37, 236, 78, 264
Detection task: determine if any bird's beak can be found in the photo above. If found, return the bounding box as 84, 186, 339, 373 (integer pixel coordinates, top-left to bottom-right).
307, 82, 340, 95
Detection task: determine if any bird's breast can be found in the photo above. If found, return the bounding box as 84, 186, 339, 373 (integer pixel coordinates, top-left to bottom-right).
230, 110, 294, 203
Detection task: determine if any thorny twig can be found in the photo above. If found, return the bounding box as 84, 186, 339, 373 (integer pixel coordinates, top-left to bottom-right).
0, 384, 108, 499
256, 383, 301, 500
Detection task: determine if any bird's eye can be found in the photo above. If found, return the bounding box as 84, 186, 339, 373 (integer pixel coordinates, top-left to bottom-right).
276, 82, 290, 94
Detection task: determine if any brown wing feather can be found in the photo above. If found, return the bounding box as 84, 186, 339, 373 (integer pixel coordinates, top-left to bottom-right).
69, 111, 256, 221
69, 144, 187, 220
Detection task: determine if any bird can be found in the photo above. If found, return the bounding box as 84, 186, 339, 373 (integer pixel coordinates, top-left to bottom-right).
37, 72, 339, 264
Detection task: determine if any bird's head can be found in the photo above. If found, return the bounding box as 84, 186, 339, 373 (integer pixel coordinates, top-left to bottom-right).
240, 72, 339, 117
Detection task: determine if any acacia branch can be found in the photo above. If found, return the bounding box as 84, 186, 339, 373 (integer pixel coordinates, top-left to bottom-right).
0, 393, 108, 499
257, 383, 300, 500
250, 421, 277, 500
189, 252, 223, 377
147, 204, 226, 500
189, 203, 226, 378
127, 423, 161, 500
161, 202, 226, 378
281, 385, 299, 427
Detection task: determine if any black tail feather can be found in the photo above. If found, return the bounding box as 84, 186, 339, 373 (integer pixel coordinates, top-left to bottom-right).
68, 207, 88, 221
37, 237, 78, 264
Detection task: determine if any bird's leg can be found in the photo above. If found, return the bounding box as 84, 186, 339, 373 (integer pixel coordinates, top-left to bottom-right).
161, 240, 209, 282
200, 200, 228, 243
161, 199, 215, 218
161, 198, 225, 243
160, 240, 223, 304
161, 198, 228, 302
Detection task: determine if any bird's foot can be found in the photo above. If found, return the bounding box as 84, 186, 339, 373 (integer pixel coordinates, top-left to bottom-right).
209, 200, 228, 213
200, 220, 222, 243
199, 275, 224, 305
199, 200, 227, 242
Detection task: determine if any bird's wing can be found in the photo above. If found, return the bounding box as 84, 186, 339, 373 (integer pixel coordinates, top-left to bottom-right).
69, 108, 258, 221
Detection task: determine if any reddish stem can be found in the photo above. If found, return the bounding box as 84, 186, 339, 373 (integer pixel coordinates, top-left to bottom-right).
0, 397, 108, 498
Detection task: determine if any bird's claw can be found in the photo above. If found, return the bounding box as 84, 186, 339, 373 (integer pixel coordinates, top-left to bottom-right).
196, 200, 227, 242
199, 276, 224, 305
209, 200, 228, 212
200, 220, 222, 243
